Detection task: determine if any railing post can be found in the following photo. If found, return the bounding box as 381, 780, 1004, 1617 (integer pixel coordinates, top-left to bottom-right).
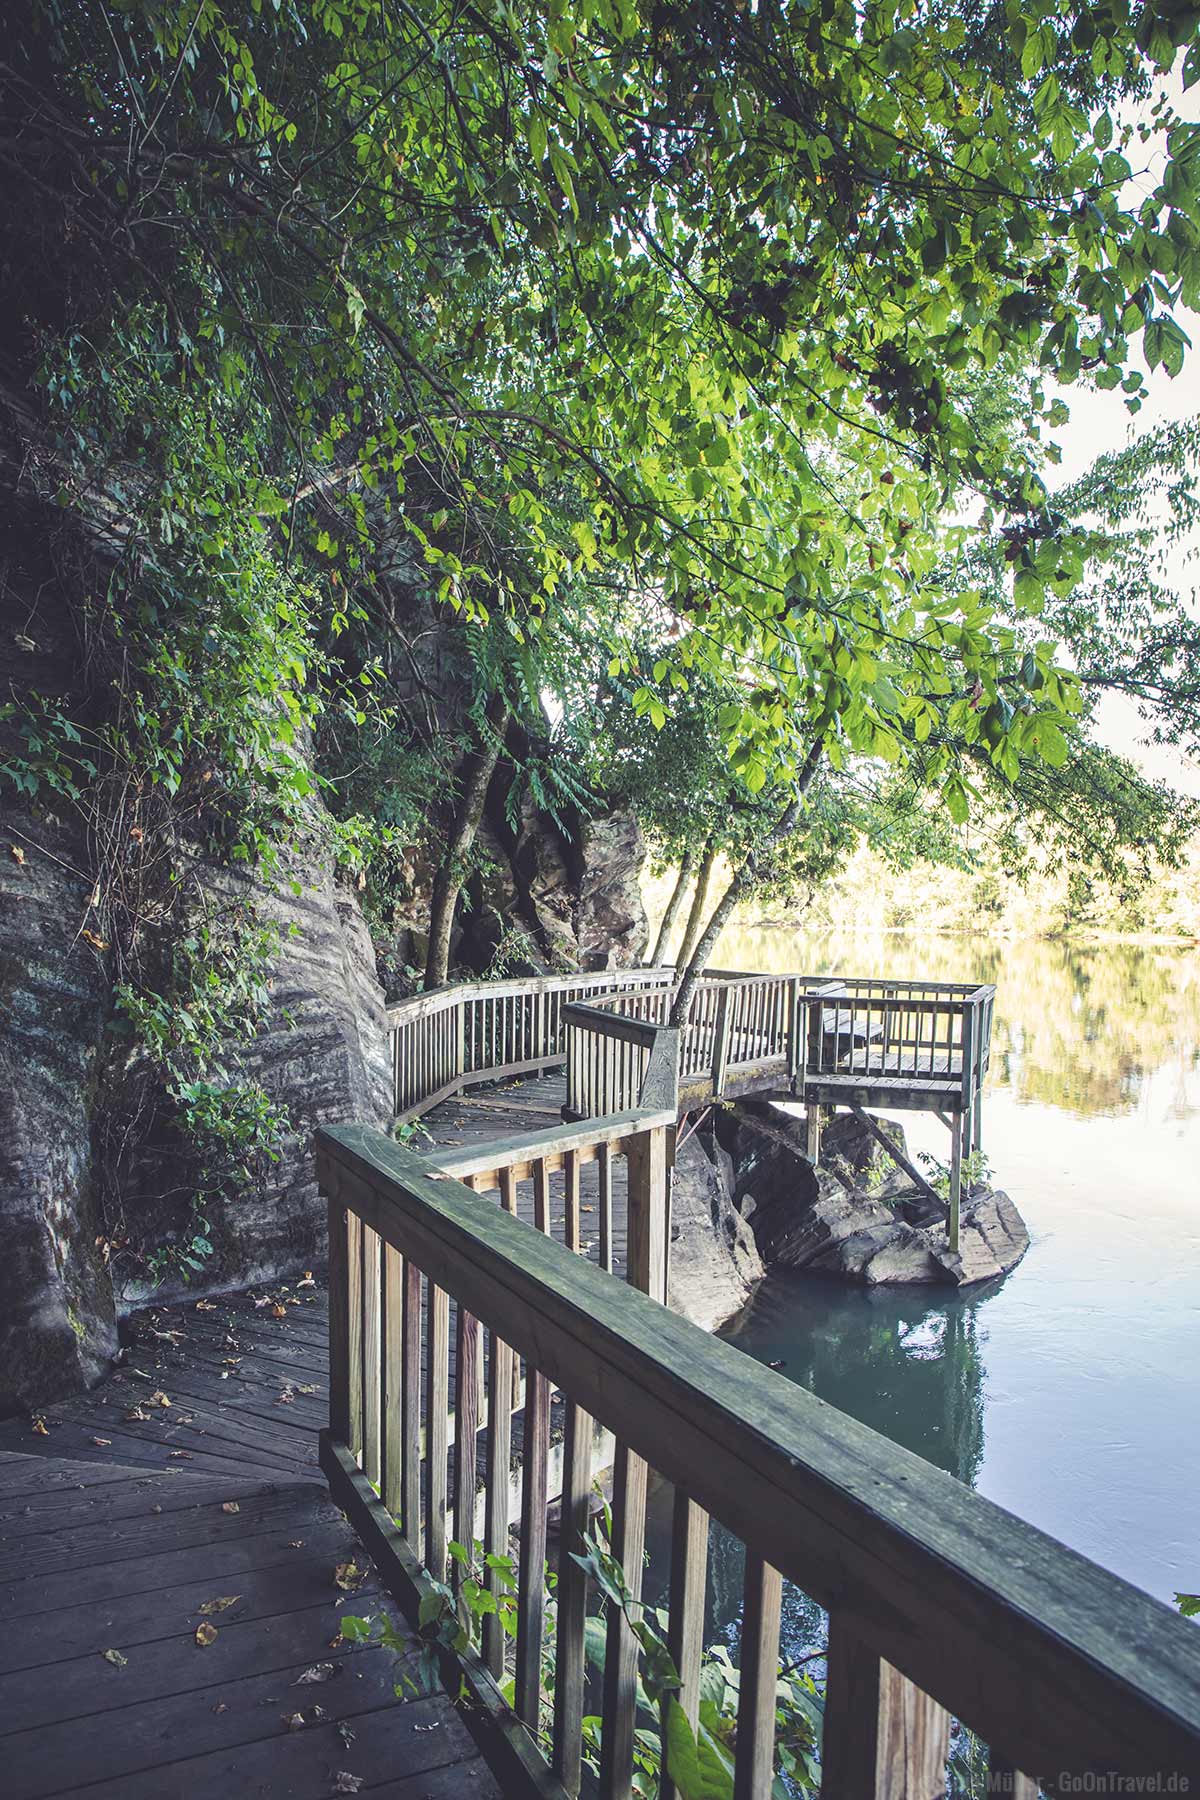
786, 976, 801, 1091
805, 995, 823, 1162
626, 1122, 670, 1303
712, 984, 733, 1097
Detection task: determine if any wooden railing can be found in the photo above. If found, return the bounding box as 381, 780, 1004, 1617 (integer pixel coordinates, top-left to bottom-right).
318, 1122, 1200, 1800
388, 968, 673, 1121
562, 990, 678, 1121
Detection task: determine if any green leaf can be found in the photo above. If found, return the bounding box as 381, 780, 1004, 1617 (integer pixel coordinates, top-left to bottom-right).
665, 1697, 735, 1800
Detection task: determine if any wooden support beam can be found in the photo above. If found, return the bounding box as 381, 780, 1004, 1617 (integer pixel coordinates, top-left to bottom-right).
848, 1103, 944, 1213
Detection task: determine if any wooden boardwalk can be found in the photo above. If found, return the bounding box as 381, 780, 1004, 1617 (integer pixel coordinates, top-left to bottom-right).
0, 1071, 608, 1800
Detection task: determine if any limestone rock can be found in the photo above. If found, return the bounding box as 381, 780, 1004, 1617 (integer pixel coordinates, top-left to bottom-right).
668, 1128, 764, 1332
719, 1104, 1028, 1288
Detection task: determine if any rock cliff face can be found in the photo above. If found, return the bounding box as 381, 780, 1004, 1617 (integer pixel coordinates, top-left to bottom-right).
668, 1127, 764, 1332
715, 1103, 1029, 1288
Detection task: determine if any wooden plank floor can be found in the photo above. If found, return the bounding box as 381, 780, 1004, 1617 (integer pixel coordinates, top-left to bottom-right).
0, 1069, 648, 1798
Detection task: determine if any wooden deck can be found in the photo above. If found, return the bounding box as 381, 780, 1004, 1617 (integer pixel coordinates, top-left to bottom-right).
0, 1072, 617, 1800
0, 1279, 499, 1800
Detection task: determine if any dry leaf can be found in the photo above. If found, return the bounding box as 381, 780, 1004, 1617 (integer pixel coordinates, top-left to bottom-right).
91, 1436, 112, 1447
276, 1389, 295, 1405
296, 1383, 318, 1395
293, 1662, 335, 1685
151, 1504, 163, 1514
14, 633, 36, 652
271, 1304, 287, 1320
198, 1596, 241, 1615
10, 845, 25, 865
101, 1648, 127, 1668
283, 1712, 306, 1731
333, 1776, 364, 1795
169, 1450, 193, 1460
31, 1417, 49, 1436
124, 1407, 151, 1422
195, 1299, 217, 1311
148, 1391, 171, 1408
221, 1501, 240, 1514
297, 1272, 316, 1288
82, 929, 109, 951
129, 825, 144, 843
212, 1702, 227, 1715
194, 1622, 218, 1647
288, 1540, 304, 1549
333, 1562, 363, 1591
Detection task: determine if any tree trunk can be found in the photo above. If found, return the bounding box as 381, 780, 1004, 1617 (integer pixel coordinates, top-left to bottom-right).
424, 696, 509, 990
674, 837, 718, 973
668, 744, 824, 1029
649, 847, 697, 965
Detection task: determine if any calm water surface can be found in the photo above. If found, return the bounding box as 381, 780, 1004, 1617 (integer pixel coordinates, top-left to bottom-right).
709, 926, 1200, 1607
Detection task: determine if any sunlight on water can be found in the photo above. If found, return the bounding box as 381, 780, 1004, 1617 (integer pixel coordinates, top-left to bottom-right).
709, 924, 1200, 1605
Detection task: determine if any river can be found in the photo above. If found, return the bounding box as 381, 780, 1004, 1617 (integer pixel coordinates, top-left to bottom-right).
702, 926, 1200, 1615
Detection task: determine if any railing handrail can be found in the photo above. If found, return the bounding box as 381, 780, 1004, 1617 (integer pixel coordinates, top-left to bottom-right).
385, 964, 673, 1025
421, 1106, 676, 1183
319, 1121, 1200, 1794
561, 997, 664, 1048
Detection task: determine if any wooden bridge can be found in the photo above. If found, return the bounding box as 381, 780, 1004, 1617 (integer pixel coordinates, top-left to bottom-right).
3, 962, 1199, 1799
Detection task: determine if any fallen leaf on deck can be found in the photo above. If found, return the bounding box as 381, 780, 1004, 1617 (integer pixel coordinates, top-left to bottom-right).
337, 1721, 356, 1749
91, 1436, 111, 1447
101, 1648, 127, 1668
282, 1711, 306, 1731
194, 1622, 218, 1647
10, 844, 25, 864
414, 1722, 440, 1732
198, 1596, 241, 1615
297, 1272, 316, 1288
296, 1383, 318, 1395
211, 1702, 227, 1715
333, 1776, 364, 1795
14, 634, 36, 652
276, 1389, 295, 1405
305, 1705, 327, 1724
288, 1540, 304, 1548
195, 1299, 216, 1310
253, 1294, 271, 1308
148, 1391, 172, 1407
221, 1501, 240, 1514
151, 1504, 163, 1513
124, 1407, 151, 1421
82, 929, 109, 950
271, 1304, 287, 1320
169, 1450, 193, 1460
334, 1562, 363, 1590
31, 1417, 48, 1436
768, 1359, 786, 1370
293, 1662, 336, 1684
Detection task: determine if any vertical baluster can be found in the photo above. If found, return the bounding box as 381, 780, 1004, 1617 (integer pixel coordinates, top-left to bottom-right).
381, 1243, 403, 1519
327, 1178, 350, 1447
534, 1159, 551, 1234
515, 1364, 550, 1728
552, 1397, 594, 1793
564, 1148, 581, 1251
733, 1555, 783, 1800
483, 1325, 515, 1678
400, 1259, 421, 1546
425, 1280, 450, 1583
453, 1304, 481, 1572
822, 1614, 950, 1799
361, 1221, 382, 1489
598, 1140, 614, 1274
662, 1490, 709, 1800
626, 1123, 669, 1301
347, 1207, 363, 1462
598, 1444, 649, 1800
